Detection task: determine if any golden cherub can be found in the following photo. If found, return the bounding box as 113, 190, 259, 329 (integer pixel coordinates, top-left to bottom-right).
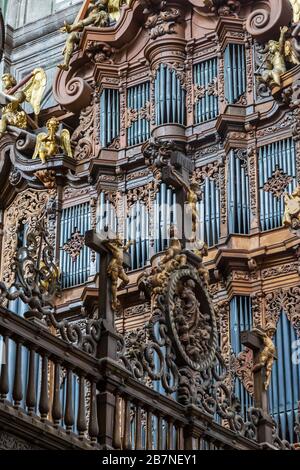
283, 186, 300, 229
192, 239, 209, 287
103, 235, 133, 311
258, 26, 299, 87
290, 0, 300, 23
58, 1, 110, 71
166, 169, 201, 241
58, 0, 130, 70
32, 117, 72, 164
252, 326, 276, 390
0, 69, 46, 139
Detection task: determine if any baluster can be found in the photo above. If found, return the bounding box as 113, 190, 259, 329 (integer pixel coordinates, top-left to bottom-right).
146, 408, 152, 450
176, 425, 184, 450
52, 361, 62, 427
0, 335, 9, 401
39, 354, 49, 421
89, 381, 99, 444
26, 347, 36, 415
123, 397, 132, 450
64, 368, 74, 432
77, 374, 87, 438
113, 394, 122, 449
157, 414, 163, 450
13, 340, 23, 408
135, 402, 142, 450
167, 418, 174, 450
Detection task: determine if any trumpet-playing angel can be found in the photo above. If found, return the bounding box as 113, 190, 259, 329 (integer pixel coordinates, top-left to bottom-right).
32, 117, 73, 164
0, 68, 46, 139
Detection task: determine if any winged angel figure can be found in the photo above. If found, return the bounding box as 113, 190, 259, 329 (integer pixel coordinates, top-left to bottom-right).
32, 116, 72, 164
0, 68, 46, 139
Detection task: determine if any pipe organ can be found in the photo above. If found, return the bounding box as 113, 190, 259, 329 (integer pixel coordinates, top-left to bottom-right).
1, 0, 300, 450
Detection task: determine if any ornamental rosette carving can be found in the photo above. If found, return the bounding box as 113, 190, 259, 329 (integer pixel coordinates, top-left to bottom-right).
263, 165, 293, 199
63, 229, 85, 262
119, 248, 258, 436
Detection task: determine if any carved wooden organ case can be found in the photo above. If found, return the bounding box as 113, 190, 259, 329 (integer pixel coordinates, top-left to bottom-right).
0, 0, 300, 443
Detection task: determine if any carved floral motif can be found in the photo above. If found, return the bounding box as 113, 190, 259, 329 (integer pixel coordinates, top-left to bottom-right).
265, 287, 300, 335
263, 166, 293, 198
63, 229, 85, 262
71, 105, 94, 161
1, 190, 50, 287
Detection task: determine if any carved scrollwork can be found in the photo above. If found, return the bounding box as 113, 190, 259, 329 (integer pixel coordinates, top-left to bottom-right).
1, 189, 51, 287
265, 287, 300, 336
53, 71, 93, 115
143, 1, 181, 39
245, 0, 293, 43
71, 105, 94, 161
0, 215, 60, 319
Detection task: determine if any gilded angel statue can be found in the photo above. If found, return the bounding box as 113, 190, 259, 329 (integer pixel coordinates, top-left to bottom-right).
58, 0, 129, 71
258, 26, 299, 87
290, 0, 300, 23
0, 68, 46, 139
32, 117, 73, 164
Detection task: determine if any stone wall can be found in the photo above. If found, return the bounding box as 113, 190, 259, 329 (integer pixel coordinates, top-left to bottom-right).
1, 0, 81, 109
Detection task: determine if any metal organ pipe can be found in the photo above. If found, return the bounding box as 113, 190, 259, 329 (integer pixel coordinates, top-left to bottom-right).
259, 138, 296, 231
155, 64, 186, 126
224, 44, 246, 104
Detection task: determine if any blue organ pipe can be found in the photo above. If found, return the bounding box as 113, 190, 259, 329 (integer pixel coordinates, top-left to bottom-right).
233, 44, 237, 100
107, 89, 111, 145
237, 44, 242, 97
100, 91, 105, 147
172, 69, 177, 123
160, 65, 165, 124
259, 138, 296, 231
166, 67, 171, 123
210, 179, 216, 244
203, 61, 208, 121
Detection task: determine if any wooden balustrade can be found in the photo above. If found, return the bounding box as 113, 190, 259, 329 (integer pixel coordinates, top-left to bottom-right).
0, 307, 101, 449
0, 306, 262, 450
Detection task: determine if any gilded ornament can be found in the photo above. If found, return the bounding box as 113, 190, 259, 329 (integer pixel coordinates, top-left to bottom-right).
283, 186, 300, 229
103, 235, 133, 311
290, 0, 300, 22
252, 326, 276, 390
257, 26, 299, 88
32, 117, 73, 163
0, 69, 46, 138
58, 1, 129, 70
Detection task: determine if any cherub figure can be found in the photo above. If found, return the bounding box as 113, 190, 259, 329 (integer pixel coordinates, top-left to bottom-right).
0, 69, 46, 139
103, 235, 133, 310
252, 326, 276, 390
258, 26, 299, 87
290, 0, 300, 23
58, 0, 111, 71
192, 239, 209, 287
283, 186, 300, 229
32, 117, 72, 164
167, 169, 201, 241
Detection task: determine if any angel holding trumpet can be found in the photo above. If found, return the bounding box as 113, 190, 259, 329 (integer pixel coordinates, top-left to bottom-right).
0, 68, 47, 139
